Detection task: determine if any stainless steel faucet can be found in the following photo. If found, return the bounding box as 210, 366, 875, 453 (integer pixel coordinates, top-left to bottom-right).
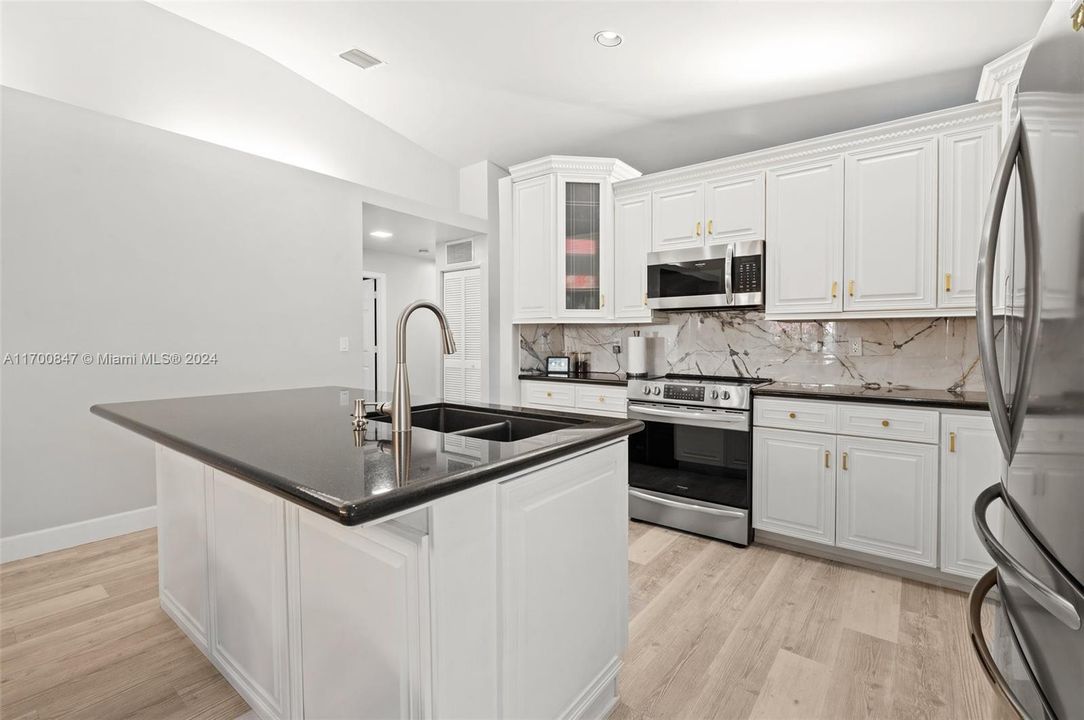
391, 300, 457, 433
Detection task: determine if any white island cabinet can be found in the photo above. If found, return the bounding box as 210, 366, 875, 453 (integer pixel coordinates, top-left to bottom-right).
155, 440, 629, 720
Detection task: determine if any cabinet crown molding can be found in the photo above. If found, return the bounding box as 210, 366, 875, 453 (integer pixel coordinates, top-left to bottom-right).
509, 155, 641, 183
614, 101, 1001, 195
975, 41, 1033, 102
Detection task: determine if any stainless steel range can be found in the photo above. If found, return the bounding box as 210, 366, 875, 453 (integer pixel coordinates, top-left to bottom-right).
625, 374, 768, 546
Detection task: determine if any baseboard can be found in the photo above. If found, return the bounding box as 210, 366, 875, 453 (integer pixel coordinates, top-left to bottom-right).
0, 506, 157, 563
563, 657, 621, 720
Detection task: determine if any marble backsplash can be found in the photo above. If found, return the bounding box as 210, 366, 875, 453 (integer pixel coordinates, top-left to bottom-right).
520, 311, 984, 392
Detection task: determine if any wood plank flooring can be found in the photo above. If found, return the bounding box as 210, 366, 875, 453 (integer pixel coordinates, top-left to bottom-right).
1, 522, 1012, 719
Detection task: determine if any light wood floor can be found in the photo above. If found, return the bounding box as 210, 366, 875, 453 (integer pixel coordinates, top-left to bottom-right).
0, 523, 1012, 720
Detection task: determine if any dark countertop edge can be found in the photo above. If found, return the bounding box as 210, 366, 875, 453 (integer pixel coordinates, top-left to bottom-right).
91, 403, 642, 526
518, 373, 630, 387
752, 386, 989, 411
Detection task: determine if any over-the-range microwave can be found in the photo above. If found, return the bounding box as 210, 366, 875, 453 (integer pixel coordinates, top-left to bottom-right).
646, 240, 764, 310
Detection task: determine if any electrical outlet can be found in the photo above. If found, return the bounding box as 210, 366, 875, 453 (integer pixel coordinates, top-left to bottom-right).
339, 336, 350, 352
849, 337, 863, 356
612, 345, 622, 354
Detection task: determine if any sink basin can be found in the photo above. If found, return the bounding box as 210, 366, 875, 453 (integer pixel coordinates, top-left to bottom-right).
369, 404, 586, 442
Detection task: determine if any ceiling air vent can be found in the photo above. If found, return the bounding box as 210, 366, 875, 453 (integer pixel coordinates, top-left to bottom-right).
446, 240, 474, 265
339, 48, 385, 70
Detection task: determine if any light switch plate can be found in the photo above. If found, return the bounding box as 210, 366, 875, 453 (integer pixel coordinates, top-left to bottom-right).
339, 336, 350, 352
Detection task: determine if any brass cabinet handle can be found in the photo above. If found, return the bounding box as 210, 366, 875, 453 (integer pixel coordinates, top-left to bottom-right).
831, 281, 838, 299
842, 452, 849, 470
643, 292, 648, 306
945, 273, 952, 292
848, 280, 855, 297
601, 293, 605, 308
695, 221, 702, 237
707, 219, 714, 234
824, 450, 830, 468
788, 412, 797, 419
881, 419, 890, 428
949, 431, 956, 452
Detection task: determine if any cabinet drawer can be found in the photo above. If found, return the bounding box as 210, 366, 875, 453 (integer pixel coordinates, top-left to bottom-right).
574, 385, 628, 416
754, 398, 837, 432
838, 404, 938, 444
520, 381, 575, 408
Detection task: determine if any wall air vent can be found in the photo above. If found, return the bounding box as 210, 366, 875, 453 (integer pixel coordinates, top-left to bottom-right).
446, 240, 474, 265
339, 48, 385, 70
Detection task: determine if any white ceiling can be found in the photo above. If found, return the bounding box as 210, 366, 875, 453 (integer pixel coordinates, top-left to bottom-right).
152, 1, 1048, 173
362, 202, 477, 257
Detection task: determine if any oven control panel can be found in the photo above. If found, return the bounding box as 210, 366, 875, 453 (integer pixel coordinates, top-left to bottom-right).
663, 384, 705, 402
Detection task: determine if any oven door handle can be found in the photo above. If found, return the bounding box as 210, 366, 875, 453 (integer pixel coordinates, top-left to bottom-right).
627, 403, 749, 431
628, 490, 746, 519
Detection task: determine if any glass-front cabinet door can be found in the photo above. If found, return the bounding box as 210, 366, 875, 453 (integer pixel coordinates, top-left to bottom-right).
557, 175, 612, 318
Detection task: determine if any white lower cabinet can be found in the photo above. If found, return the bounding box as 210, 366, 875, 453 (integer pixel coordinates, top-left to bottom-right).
940, 412, 1002, 578
520, 380, 627, 418
836, 436, 938, 567
208, 470, 291, 719
499, 445, 627, 719
752, 428, 835, 545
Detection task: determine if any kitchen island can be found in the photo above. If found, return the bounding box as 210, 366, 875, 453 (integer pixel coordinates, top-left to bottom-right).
92, 387, 641, 720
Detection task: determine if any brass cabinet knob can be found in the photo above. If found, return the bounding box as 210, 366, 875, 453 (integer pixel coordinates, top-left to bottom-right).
546, 391, 552, 398
881, 419, 890, 427
788, 412, 797, 419
598, 396, 605, 402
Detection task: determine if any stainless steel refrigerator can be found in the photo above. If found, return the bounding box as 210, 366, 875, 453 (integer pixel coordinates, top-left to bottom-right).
969, 2, 1084, 718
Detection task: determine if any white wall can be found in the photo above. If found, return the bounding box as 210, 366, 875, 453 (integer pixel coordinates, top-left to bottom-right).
1, 89, 368, 539
0, 0, 460, 211
363, 250, 441, 401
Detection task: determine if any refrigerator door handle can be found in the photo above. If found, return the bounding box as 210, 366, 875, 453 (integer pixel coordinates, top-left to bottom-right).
973, 483, 1083, 631
968, 568, 1054, 720
976, 117, 1043, 462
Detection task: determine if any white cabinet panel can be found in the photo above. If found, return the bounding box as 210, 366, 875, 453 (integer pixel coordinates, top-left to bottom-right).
705, 172, 765, 245
939, 125, 998, 309
651, 183, 704, 251
837, 404, 939, 444
836, 437, 938, 566
520, 380, 575, 409
765, 157, 844, 314
941, 413, 1003, 579
753, 397, 838, 433
208, 470, 290, 719
613, 192, 652, 319
753, 428, 836, 545
299, 514, 431, 720
156, 446, 209, 650
512, 175, 556, 321
844, 139, 937, 311
574, 384, 627, 417
499, 444, 626, 719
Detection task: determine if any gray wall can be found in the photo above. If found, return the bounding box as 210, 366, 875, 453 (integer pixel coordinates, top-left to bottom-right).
1, 89, 367, 537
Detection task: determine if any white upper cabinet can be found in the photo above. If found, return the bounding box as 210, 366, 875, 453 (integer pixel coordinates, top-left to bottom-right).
844, 138, 938, 312
939, 124, 999, 309
508, 156, 641, 323
613, 192, 652, 319
651, 183, 704, 251
705, 172, 766, 245
765, 157, 844, 314
511, 174, 556, 321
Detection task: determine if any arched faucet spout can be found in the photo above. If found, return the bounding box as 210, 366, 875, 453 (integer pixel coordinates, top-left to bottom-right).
391, 300, 457, 433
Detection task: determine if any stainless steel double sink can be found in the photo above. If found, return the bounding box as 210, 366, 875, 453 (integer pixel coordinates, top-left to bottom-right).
370, 404, 587, 442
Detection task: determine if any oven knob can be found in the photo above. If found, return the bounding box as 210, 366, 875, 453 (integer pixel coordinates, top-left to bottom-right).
642, 386, 652, 395
710, 390, 719, 399
721, 390, 731, 400
652, 386, 661, 396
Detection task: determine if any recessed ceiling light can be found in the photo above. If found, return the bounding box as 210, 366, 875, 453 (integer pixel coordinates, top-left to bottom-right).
594, 30, 622, 48
340, 48, 385, 70
369, 230, 393, 239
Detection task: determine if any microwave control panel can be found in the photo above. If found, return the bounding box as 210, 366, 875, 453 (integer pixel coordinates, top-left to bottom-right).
733, 255, 762, 294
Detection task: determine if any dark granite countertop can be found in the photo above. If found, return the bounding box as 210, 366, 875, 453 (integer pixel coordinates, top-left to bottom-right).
91, 387, 641, 526
753, 382, 989, 410
518, 372, 631, 387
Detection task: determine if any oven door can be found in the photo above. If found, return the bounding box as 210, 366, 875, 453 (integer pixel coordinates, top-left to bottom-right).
626, 402, 752, 544
646, 241, 763, 310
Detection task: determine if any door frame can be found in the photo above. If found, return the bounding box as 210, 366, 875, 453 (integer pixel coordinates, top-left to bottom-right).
362, 271, 388, 397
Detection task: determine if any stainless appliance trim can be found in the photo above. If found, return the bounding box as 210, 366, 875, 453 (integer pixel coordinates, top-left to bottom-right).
724, 243, 734, 304
628, 489, 745, 519
646, 240, 763, 266
975, 117, 1043, 462
967, 568, 1052, 720
648, 292, 762, 310
974, 482, 1082, 631
627, 402, 750, 431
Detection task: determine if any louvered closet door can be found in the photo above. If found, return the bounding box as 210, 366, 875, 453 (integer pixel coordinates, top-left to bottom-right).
442, 267, 483, 403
